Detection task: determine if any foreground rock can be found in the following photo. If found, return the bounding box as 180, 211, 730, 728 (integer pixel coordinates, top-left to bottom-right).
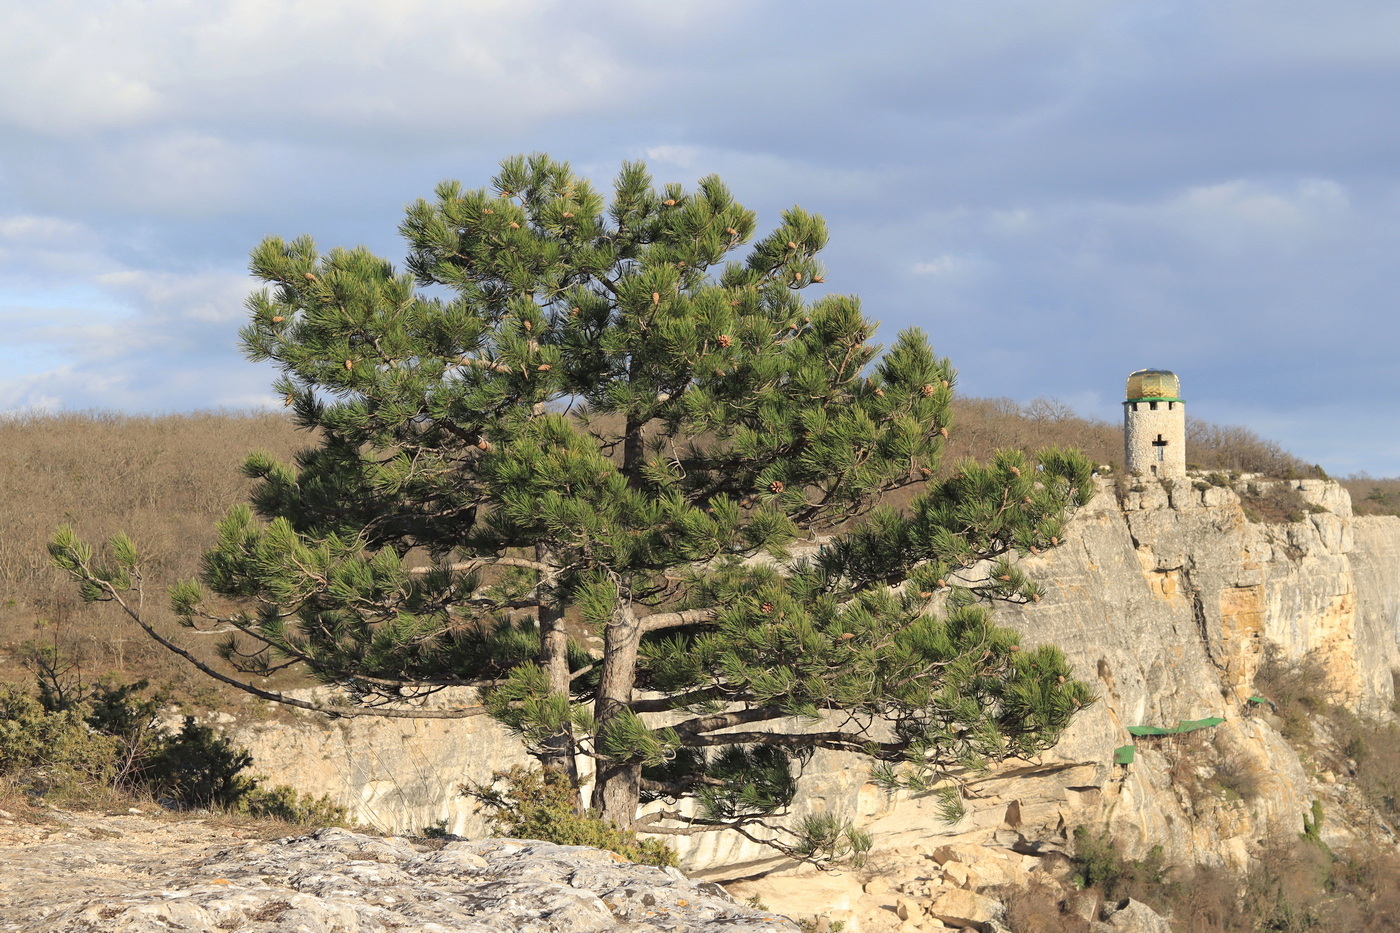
0, 809, 797, 933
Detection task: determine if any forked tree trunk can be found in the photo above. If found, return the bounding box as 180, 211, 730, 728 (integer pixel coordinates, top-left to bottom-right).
591, 598, 644, 830
590, 415, 648, 828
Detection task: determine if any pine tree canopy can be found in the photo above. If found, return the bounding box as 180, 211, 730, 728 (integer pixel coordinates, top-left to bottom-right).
51, 153, 1096, 855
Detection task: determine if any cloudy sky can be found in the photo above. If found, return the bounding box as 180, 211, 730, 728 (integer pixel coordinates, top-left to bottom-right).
3, 1, 1398, 473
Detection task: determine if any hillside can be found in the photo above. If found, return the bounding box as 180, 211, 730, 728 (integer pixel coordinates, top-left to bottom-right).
0, 401, 1342, 691
4, 408, 1400, 930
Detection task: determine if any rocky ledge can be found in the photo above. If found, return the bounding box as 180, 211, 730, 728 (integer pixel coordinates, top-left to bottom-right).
0, 809, 797, 933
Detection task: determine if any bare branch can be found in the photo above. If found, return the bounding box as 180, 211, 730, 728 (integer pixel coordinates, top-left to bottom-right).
641, 607, 718, 633
409, 556, 554, 575
62, 565, 488, 721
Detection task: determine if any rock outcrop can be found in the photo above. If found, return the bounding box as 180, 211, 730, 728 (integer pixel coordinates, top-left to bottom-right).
228, 478, 1393, 849
0, 809, 797, 933
209, 475, 1400, 928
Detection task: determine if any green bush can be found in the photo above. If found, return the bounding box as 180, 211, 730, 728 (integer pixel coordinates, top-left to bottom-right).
0, 672, 345, 825
0, 683, 120, 787
143, 717, 255, 809
465, 765, 676, 867
240, 783, 349, 825
1071, 826, 1168, 901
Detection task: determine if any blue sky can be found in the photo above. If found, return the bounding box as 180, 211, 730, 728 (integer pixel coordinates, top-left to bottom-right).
3, 1, 1399, 473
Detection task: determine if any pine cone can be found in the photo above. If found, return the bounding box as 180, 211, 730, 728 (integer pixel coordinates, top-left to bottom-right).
717, 334, 733, 348
769, 480, 784, 493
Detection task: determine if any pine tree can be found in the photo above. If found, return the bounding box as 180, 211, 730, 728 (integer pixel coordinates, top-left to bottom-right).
51, 154, 1095, 852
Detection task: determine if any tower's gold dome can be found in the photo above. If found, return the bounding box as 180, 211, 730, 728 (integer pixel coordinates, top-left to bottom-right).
1125, 369, 1181, 401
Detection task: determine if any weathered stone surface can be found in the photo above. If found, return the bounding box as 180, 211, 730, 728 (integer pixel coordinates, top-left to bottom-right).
1101, 897, 1173, 933
926, 888, 1002, 929
0, 812, 797, 933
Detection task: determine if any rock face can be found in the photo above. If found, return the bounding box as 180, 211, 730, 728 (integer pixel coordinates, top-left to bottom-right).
0, 810, 797, 933
226, 475, 1400, 875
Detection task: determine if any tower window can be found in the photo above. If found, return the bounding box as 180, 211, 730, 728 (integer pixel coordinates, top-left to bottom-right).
1149, 400, 1158, 410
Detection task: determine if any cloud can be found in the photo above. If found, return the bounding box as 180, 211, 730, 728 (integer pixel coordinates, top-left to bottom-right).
911, 255, 984, 278
4, 0, 1400, 474
0, 215, 85, 243
0, 0, 747, 139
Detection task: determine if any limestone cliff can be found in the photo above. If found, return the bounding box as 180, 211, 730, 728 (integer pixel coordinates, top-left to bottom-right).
227, 476, 1400, 886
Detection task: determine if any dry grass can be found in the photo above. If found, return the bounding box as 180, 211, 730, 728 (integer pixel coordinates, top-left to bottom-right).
0, 401, 1319, 697
1344, 476, 1400, 517
0, 409, 308, 694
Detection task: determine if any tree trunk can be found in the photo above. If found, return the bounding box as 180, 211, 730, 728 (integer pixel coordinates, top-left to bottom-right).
591, 597, 643, 830
535, 544, 578, 789
592, 413, 647, 828
623, 416, 645, 488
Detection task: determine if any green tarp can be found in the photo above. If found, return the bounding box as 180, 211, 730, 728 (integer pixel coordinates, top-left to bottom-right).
1117, 715, 1225, 766
1127, 716, 1225, 737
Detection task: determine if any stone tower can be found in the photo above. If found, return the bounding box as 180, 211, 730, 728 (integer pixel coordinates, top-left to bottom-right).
1124, 369, 1186, 478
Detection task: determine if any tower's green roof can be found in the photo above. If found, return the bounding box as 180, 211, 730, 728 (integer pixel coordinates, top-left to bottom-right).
1126, 369, 1181, 401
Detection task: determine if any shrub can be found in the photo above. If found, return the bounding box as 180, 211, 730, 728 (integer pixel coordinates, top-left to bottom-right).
1253, 645, 1331, 743
0, 683, 120, 788
143, 717, 256, 809
464, 765, 677, 867
1070, 826, 1168, 902
1237, 482, 1321, 524
239, 783, 350, 825
1211, 748, 1263, 802
0, 671, 345, 826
